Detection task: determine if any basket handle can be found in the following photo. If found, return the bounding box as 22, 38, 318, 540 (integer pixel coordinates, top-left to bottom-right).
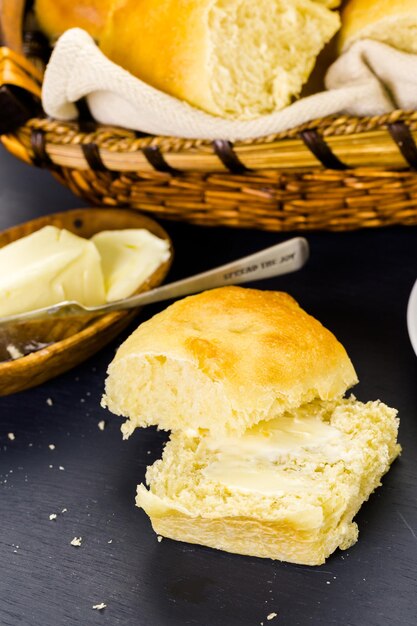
0, 0, 43, 135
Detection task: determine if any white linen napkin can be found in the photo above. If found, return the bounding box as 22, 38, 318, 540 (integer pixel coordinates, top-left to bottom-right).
42, 28, 417, 141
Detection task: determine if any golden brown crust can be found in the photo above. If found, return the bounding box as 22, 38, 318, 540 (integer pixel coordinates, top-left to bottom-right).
339, 0, 417, 51
99, 0, 215, 113
35, 0, 113, 41
104, 287, 358, 434
148, 511, 348, 566
136, 485, 359, 566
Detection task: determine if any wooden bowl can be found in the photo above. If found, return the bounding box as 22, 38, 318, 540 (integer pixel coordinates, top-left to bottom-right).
0, 208, 173, 395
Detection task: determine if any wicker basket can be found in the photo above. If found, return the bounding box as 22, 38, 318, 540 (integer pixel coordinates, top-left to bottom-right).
2, 0, 417, 232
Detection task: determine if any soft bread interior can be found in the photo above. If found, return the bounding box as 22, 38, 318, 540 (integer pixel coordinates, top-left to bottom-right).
137, 397, 400, 565
114, 356, 234, 439
106, 353, 354, 439
208, 0, 340, 118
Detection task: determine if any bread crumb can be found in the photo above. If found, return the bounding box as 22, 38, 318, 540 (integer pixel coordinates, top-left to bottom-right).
49, 513, 57, 521
326, 581, 331, 585
49, 465, 53, 469
59, 466, 65, 471
98, 420, 106, 431
6, 344, 23, 360
267, 614, 277, 621
62, 508, 67, 513
92, 603, 106, 611
157, 535, 163, 543
46, 398, 53, 406
70, 537, 82, 547
108, 539, 112, 544
48, 444, 55, 450
7, 433, 15, 441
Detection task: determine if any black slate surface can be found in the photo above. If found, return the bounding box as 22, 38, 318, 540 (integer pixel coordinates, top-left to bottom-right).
0, 145, 417, 626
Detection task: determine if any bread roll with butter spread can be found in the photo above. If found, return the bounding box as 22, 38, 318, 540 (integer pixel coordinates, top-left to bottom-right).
103, 286, 357, 437
340, 0, 417, 54
138, 397, 400, 565
99, 0, 341, 120
103, 286, 400, 565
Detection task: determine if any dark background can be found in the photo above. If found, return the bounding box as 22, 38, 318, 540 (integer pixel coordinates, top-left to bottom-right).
0, 145, 416, 626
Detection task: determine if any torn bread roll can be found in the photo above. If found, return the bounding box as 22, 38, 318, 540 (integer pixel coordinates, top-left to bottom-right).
340, 0, 417, 54
99, 0, 341, 120
103, 287, 358, 437
103, 286, 400, 565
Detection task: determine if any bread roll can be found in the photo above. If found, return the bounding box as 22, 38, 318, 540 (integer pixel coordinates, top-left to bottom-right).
137, 397, 400, 565
340, 0, 417, 53
103, 286, 357, 437
34, 0, 113, 41
99, 0, 341, 120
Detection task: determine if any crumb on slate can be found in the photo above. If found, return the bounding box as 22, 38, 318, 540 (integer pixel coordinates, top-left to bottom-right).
46, 398, 53, 406
157, 536, 163, 543
7, 433, 15, 441
62, 508, 67, 513
92, 603, 106, 611
70, 537, 82, 547
48, 444, 55, 450
49, 513, 57, 521
98, 420, 106, 431
267, 613, 278, 621
59, 466, 65, 471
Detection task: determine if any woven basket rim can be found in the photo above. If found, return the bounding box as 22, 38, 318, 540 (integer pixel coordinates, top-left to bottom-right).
22, 109, 417, 153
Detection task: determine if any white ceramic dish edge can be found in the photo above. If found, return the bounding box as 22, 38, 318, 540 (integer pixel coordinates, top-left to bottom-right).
406, 278, 417, 357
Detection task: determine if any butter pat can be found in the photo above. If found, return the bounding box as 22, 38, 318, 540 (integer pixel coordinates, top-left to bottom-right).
205, 413, 346, 461
203, 412, 350, 497
204, 458, 325, 497
0, 226, 105, 316
91, 229, 170, 302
